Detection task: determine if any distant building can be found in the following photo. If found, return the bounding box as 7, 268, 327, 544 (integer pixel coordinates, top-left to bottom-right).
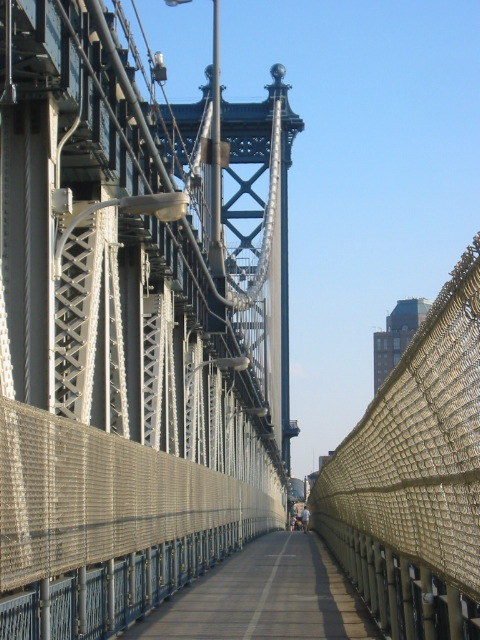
288, 477, 306, 504
374, 297, 433, 393
318, 455, 331, 471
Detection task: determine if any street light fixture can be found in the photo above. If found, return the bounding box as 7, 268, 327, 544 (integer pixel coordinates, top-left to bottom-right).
185, 355, 249, 389
53, 192, 189, 279
193, 356, 249, 376
244, 407, 268, 418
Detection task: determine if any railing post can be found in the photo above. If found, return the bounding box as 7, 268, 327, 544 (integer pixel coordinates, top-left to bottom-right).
385, 548, 400, 640
349, 527, 358, 584
160, 542, 167, 589
374, 541, 388, 632
420, 566, 436, 640
78, 566, 87, 637
107, 559, 115, 632
129, 552, 136, 607
354, 530, 363, 593
40, 578, 51, 640
400, 556, 415, 640
146, 547, 152, 610
172, 541, 178, 588
199, 531, 204, 569
344, 524, 351, 574
447, 586, 463, 640
360, 534, 370, 604
366, 536, 378, 617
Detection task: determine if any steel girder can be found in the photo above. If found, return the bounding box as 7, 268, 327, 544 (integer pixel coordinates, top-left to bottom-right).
54, 202, 129, 435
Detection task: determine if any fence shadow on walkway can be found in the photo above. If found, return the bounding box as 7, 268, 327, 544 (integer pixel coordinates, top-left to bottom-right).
123, 530, 383, 639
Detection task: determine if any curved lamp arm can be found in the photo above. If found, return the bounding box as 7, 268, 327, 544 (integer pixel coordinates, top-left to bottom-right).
53, 192, 189, 279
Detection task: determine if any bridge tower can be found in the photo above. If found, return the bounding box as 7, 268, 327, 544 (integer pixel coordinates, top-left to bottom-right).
160, 64, 304, 474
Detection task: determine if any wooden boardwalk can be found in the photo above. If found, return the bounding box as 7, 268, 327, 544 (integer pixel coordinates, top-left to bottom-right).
122, 531, 384, 640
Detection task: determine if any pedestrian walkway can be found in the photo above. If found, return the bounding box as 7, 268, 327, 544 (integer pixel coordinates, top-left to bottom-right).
121, 531, 383, 639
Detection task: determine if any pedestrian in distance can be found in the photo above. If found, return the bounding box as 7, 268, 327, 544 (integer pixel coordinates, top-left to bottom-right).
301, 506, 310, 533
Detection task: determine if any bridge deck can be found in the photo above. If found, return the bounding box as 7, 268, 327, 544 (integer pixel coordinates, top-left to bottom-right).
123, 531, 383, 639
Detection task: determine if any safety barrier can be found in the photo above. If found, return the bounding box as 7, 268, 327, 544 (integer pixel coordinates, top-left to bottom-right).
315, 517, 480, 640
0, 396, 285, 638
309, 235, 480, 638
0, 524, 270, 640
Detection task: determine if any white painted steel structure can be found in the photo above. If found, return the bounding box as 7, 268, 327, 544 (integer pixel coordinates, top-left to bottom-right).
0, 0, 293, 635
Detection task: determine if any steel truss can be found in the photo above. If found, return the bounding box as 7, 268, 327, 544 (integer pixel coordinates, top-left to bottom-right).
184, 334, 206, 464
54, 203, 130, 435
143, 286, 179, 454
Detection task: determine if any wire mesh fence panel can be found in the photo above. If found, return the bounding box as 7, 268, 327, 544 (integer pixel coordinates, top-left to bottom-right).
310, 235, 480, 602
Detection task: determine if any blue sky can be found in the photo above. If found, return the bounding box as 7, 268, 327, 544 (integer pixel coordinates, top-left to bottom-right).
120, 1, 480, 480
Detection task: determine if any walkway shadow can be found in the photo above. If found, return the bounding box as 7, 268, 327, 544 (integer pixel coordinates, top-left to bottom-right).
122, 531, 383, 639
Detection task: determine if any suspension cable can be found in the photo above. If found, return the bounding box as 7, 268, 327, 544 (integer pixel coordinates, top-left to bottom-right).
227, 95, 283, 310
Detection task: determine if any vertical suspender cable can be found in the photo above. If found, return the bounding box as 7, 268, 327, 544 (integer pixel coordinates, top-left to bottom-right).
24, 104, 31, 403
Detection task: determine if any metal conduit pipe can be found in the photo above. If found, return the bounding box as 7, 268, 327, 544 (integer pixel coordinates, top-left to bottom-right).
1, 0, 16, 103
83, 0, 174, 191
55, 48, 83, 189
60, 0, 282, 318
52, 0, 156, 193
61, 0, 281, 314
56, 0, 234, 310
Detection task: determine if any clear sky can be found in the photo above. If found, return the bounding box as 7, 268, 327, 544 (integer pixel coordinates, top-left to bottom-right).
119, 0, 480, 481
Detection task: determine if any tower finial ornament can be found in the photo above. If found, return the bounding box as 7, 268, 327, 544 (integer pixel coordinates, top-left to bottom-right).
270, 63, 286, 84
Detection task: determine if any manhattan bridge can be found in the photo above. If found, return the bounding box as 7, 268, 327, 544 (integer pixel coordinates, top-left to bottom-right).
1, 0, 480, 638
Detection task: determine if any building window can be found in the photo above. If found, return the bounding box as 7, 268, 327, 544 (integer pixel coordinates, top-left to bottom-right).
393, 337, 400, 350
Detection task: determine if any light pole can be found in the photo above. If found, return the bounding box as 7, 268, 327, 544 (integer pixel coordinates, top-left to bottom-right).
164, 0, 224, 276
53, 192, 189, 279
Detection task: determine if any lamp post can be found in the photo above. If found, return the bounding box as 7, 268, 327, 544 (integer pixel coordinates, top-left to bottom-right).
164, 0, 224, 276
53, 192, 189, 279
